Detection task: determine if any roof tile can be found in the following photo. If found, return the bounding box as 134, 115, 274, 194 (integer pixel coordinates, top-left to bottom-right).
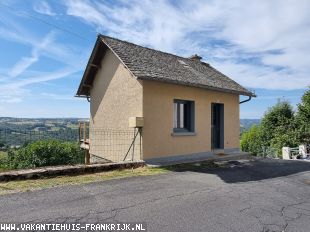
101, 35, 254, 96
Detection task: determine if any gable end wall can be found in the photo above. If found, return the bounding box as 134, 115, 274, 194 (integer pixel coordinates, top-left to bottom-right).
89, 49, 143, 159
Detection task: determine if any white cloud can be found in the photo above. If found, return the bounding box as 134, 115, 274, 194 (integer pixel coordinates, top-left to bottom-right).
9, 31, 55, 77
66, 0, 107, 27
0, 13, 89, 105
0, 68, 80, 103
65, 0, 310, 90
33, 1, 56, 16
0, 17, 87, 69
9, 56, 39, 78
40, 93, 83, 101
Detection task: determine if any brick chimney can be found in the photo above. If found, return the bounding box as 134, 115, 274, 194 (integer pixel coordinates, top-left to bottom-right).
188, 54, 202, 61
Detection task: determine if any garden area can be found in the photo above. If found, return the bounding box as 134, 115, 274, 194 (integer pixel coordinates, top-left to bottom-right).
0, 140, 84, 172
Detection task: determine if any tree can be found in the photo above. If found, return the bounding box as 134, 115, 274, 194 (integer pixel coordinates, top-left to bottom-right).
241, 100, 297, 157
296, 87, 310, 144
260, 100, 297, 154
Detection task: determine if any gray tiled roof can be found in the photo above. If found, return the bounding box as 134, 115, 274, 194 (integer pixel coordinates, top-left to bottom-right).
101, 35, 254, 96
76, 35, 254, 97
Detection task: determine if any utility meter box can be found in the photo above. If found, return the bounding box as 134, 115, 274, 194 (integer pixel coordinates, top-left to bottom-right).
129, 117, 144, 128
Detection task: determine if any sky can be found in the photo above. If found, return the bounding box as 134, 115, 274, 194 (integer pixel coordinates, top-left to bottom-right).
0, 0, 309, 119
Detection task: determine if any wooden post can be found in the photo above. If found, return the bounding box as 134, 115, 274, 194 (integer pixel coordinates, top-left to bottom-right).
131, 128, 136, 161
139, 128, 142, 160
78, 122, 81, 141
85, 149, 90, 165
83, 122, 86, 142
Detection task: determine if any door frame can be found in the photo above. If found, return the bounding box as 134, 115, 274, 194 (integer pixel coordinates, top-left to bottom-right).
211, 103, 224, 149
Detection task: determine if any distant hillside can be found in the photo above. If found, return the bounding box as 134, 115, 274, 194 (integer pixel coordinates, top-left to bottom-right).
240, 119, 261, 132
0, 117, 261, 131
0, 117, 259, 146
0, 117, 87, 132
0, 118, 88, 146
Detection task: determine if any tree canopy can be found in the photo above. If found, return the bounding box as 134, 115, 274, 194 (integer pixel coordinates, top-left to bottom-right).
241, 87, 310, 157
296, 87, 310, 143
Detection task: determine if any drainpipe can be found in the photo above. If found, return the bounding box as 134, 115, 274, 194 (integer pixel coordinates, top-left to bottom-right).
239, 96, 252, 104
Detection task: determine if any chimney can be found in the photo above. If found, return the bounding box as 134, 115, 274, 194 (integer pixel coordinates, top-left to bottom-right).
188, 54, 202, 61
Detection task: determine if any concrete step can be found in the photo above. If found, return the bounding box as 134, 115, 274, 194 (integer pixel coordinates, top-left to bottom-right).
146, 151, 251, 167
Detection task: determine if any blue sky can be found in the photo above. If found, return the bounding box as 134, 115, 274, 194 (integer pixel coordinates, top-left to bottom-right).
0, 0, 309, 119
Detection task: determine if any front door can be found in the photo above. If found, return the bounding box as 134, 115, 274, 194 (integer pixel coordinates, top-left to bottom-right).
211, 103, 224, 149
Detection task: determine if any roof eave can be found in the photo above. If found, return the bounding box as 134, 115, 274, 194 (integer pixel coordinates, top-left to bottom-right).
137, 77, 256, 97
75, 36, 105, 97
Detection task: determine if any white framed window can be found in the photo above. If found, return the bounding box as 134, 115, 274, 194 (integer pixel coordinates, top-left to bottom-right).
173, 99, 195, 132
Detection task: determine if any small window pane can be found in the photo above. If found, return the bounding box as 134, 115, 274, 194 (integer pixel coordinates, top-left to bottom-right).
180, 103, 184, 128
174, 103, 178, 128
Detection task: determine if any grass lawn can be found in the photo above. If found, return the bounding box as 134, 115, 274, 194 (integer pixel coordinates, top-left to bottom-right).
0, 161, 218, 195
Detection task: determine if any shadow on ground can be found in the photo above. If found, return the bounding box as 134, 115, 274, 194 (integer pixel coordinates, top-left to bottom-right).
162, 158, 310, 184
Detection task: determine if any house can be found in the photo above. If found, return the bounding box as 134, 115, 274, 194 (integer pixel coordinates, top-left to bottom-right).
76, 34, 255, 164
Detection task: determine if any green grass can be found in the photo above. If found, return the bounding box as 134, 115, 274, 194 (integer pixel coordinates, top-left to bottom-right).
0, 166, 168, 195
0, 161, 218, 195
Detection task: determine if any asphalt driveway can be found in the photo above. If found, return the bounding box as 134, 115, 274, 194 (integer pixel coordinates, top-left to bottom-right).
0, 158, 310, 232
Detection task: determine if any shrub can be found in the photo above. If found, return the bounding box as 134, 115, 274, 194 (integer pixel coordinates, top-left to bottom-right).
0, 151, 9, 170
7, 140, 84, 169
240, 125, 263, 155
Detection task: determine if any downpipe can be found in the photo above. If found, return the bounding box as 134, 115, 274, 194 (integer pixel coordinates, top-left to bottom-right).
239, 96, 252, 104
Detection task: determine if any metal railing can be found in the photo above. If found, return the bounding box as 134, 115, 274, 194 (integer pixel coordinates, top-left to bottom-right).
89, 128, 142, 162
0, 129, 79, 147
261, 146, 279, 159
78, 122, 142, 163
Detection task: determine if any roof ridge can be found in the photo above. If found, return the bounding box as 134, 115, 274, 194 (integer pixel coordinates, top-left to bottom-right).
98, 34, 201, 63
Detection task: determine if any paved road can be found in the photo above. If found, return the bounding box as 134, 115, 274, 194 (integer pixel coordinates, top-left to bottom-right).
1, 158, 310, 232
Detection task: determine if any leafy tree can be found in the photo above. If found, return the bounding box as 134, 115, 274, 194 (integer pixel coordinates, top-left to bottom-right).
260, 100, 294, 143
296, 87, 310, 144
260, 100, 297, 156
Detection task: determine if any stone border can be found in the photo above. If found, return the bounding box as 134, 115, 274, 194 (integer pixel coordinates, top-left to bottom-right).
0, 161, 145, 182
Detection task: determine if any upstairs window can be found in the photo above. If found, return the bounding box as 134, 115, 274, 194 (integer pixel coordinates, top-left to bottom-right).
173, 99, 195, 133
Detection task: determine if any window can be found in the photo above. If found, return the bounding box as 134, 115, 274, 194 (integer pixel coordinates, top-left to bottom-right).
173, 99, 195, 133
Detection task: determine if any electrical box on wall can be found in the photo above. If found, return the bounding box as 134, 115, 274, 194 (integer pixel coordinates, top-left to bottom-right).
129, 117, 144, 128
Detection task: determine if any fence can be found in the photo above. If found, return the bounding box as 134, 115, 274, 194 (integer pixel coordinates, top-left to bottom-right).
87, 128, 142, 163
260, 146, 279, 158
0, 129, 79, 147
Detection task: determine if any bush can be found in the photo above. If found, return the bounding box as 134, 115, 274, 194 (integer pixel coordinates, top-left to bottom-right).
240, 125, 263, 155
7, 140, 84, 169
0, 151, 9, 170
